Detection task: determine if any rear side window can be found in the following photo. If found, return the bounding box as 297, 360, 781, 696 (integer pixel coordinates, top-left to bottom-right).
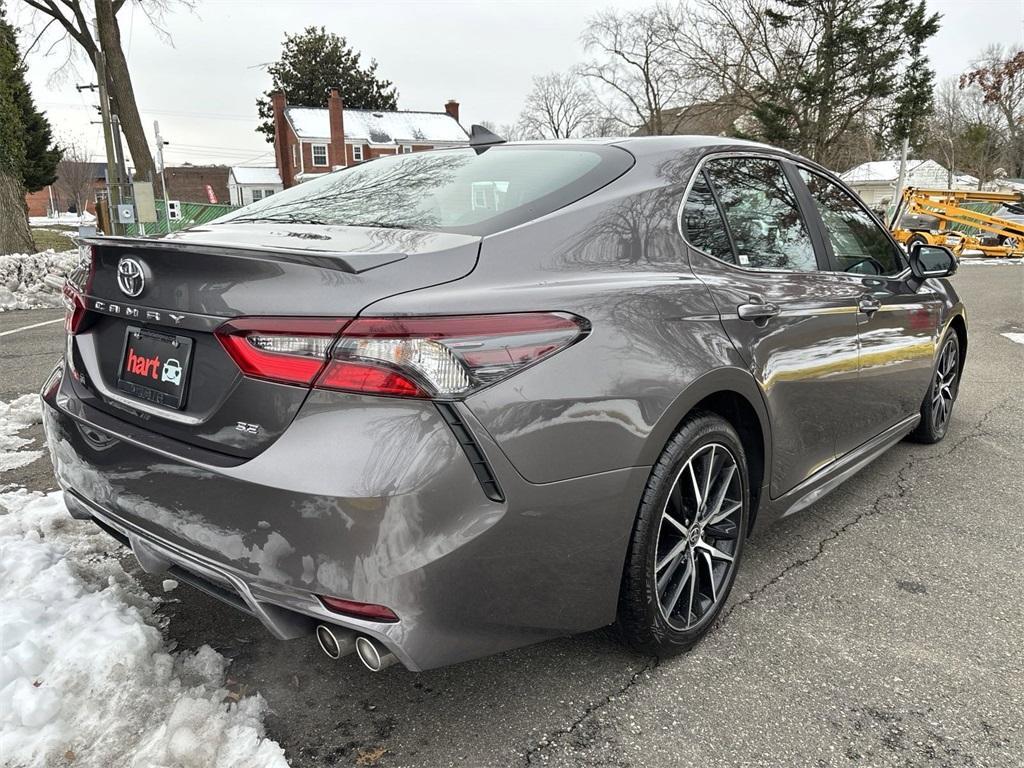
702, 157, 818, 272
213, 145, 634, 236
799, 169, 906, 276
682, 171, 734, 263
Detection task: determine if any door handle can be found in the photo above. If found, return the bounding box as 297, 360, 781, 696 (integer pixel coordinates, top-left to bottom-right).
858, 295, 882, 315
737, 300, 781, 321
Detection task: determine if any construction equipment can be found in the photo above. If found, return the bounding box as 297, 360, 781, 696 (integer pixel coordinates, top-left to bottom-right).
888, 187, 1024, 258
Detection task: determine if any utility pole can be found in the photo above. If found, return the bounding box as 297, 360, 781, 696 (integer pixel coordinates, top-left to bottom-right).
893, 136, 910, 214
88, 51, 120, 235
154, 120, 171, 232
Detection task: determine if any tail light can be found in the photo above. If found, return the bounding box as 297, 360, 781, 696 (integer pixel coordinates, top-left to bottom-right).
63, 244, 95, 335
216, 313, 587, 399
215, 318, 350, 385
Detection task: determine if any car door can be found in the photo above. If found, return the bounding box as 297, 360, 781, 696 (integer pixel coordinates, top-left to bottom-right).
682, 154, 863, 498
796, 167, 941, 452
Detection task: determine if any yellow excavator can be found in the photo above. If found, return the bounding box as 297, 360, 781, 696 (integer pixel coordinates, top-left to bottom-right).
888, 187, 1024, 258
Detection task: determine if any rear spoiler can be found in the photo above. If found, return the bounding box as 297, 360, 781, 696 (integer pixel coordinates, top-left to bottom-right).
80, 236, 407, 275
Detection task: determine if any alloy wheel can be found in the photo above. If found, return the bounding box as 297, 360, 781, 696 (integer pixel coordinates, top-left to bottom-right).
931, 337, 959, 433
653, 443, 743, 630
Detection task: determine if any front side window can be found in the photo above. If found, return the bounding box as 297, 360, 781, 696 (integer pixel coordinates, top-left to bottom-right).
703, 157, 818, 272
681, 171, 733, 263
251, 189, 264, 202
213, 145, 634, 236
799, 169, 905, 276
352, 145, 364, 162
312, 144, 328, 167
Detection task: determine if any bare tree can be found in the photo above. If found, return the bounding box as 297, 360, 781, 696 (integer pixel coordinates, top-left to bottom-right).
961, 45, 1024, 177
17, 0, 191, 181
518, 71, 601, 139
579, 6, 690, 135
54, 139, 96, 214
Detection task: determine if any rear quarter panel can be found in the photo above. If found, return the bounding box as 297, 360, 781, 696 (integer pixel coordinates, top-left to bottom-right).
363, 148, 768, 483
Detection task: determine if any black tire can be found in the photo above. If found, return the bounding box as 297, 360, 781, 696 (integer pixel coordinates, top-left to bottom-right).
908, 330, 961, 444
905, 233, 928, 251
615, 412, 749, 655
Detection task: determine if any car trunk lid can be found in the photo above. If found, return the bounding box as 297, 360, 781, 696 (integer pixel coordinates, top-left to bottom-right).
69, 224, 480, 458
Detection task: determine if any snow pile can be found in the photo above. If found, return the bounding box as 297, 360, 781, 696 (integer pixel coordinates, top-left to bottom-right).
0, 249, 78, 311
0, 395, 44, 473
0, 396, 289, 767
28, 212, 95, 227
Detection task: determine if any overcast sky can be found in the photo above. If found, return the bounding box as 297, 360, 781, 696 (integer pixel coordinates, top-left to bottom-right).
15, 0, 1024, 169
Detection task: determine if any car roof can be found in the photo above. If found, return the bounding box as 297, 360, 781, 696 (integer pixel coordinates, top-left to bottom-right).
498, 134, 788, 158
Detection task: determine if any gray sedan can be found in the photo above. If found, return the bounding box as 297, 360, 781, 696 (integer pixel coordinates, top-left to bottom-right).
42, 135, 966, 671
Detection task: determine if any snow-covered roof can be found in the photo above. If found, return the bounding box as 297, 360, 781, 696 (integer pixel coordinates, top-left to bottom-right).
285, 107, 468, 145
840, 159, 949, 184
229, 166, 282, 186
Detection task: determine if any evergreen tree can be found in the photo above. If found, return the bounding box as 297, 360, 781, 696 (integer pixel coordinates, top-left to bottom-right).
1, 0, 50, 254
753, 0, 939, 162
256, 27, 399, 143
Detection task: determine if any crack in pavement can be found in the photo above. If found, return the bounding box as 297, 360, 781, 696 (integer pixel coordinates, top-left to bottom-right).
522, 656, 659, 766
718, 397, 1005, 626
520, 397, 1008, 765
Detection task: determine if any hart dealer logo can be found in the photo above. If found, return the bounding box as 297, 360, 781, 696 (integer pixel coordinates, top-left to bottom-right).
125, 347, 161, 380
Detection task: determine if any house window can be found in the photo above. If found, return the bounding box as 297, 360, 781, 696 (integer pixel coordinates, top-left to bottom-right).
262, 189, 275, 198
292, 144, 299, 167
251, 189, 264, 202
352, 145, 364, 162
312, 144, 328, 167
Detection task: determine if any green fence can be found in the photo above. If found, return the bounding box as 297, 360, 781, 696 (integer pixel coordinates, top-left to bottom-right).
123, 199, 237, 237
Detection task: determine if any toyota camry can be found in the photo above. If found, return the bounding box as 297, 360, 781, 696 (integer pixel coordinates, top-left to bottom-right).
42, 134, 966, 671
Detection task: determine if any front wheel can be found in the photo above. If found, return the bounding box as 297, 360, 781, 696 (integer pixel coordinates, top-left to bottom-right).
616, 413, 749, 655
908, 331, 961, 444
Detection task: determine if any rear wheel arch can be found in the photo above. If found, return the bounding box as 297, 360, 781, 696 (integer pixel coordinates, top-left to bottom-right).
948, 313, 967, 374
644, 369, 771, 531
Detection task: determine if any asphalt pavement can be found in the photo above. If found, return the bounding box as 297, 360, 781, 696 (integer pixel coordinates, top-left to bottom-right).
1, 264, 1021, 768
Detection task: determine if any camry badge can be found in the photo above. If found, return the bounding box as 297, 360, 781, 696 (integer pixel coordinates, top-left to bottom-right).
116, 257, 146, 298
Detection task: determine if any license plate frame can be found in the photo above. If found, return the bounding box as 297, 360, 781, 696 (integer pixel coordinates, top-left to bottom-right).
116, 325, 194, 410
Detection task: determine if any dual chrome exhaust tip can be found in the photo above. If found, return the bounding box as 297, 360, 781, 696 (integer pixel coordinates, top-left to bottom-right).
315, 624, 398, 672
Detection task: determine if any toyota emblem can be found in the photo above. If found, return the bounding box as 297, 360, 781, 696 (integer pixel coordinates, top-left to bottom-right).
116, 257, 146, 298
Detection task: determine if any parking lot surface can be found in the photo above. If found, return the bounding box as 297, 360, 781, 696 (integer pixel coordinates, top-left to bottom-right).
1, 264, 1021, 767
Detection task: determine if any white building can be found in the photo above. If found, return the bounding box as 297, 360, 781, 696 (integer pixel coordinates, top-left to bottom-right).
840, 160, 957, 209
228, 166, 284, 207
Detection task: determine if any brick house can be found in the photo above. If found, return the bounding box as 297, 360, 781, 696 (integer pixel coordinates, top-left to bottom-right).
270, 89, 468, 188
162, 165, 231, 205
25, 162, 107, 217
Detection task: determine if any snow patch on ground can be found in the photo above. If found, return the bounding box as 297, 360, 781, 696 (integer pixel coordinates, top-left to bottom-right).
0, 249, 78, 311
958, 258, 1024, 266
1001, 332, 1024, 345
0, 395, 44, 474
0, 396, 289, 767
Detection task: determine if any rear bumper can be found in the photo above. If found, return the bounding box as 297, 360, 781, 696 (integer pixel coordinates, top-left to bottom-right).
42, 362, 647, 670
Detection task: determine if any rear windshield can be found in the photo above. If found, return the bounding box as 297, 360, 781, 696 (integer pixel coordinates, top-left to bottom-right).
213, 145, 633, 236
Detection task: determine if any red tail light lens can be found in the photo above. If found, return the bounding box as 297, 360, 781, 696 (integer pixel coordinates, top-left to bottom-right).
317, 595, 399, 623
216, 313, 587, 398
62, 285, 87, 334
318, 312, 587, 399
63, 244, 95, 335
215, 317, 351, 386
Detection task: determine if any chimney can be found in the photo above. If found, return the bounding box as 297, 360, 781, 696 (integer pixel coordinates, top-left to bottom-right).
444, 99, 460, 124
271, 90, 294, 188
328, 88, 346, 169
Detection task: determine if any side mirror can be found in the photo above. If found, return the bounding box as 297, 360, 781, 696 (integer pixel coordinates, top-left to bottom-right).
908, 242, 957, 280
